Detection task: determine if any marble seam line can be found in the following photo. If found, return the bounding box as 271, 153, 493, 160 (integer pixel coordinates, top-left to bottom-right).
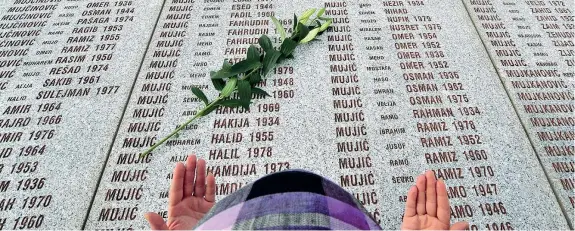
459, 0, 572, 228
79, 0, 169, 228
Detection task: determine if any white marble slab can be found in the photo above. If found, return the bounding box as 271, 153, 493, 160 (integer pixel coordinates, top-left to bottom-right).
462, 0, 574, 225
85, 0, 568, 229
0, 0, 162, 228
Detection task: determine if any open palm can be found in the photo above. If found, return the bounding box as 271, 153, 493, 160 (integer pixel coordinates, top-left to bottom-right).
145, 155, 216, 230
401, 171, 469, 230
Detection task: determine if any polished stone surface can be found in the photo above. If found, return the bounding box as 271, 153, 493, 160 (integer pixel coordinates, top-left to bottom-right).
462, 0, 575, 225
0, 0, 571, 229
0, 0, 162, 229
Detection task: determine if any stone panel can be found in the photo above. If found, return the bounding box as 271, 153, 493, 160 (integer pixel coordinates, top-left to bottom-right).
462, 0, 574, 225
0, 0, 162, 228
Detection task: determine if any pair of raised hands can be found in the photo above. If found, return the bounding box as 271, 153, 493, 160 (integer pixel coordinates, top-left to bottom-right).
145, 155, 468, 230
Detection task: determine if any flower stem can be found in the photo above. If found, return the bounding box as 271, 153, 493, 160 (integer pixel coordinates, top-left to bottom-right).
242, 67, 260, 80
140, 98, 222, 158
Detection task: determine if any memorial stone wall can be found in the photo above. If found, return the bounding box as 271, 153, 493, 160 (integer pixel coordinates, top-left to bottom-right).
462, 0, 575, 223
0, 0, 572, 229
0, 0, 162, 229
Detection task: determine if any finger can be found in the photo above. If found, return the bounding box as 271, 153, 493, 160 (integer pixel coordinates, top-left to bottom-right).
205, 172, 216, 203
404, 186, 418, 217
183, 155, 197, 197
144, 212, 169, 230
194, 158, 207, 197
425, 170, 438, 217
450, 221, 469, 230
416, 174, 427, 215
437, 179, 451, 224
169, 162, 185, 206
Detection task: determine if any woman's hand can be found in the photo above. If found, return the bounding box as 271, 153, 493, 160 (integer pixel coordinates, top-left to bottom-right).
401, 171, 469, 230
145, 155, 216, 230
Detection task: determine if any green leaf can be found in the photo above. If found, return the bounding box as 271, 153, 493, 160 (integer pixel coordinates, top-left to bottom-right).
222, 59, 232, 69
237, 80, 251, 109
238, 80, 252, 100
319, 18, 332, 32
201, 104, 219, 116
317, 8, 326, 18
252, 87, 270, 97
210, 60, 234, 79
248, 71, 262, 84
213, 59, 261, 79
211, 69, 233, 79
295, 22, 310, 41
259, 54, 265, 62
231, 59, 261, 75
292, 14, 298, 31
300, 28, 320, 44
218, 99, 243, 108
280, 38, 297, 56
221, 77, 237, 98
211, 79, 225, 91
270, 16, 286, 40
262, 49, 282, 76
191, 87, 209, 105
210, 68, 234, 79
258, 35, 273, 51
247, 45, 260, 61
299, 8, 316, 24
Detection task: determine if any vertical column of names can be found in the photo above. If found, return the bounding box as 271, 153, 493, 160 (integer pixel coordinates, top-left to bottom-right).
464, 0, 574, 223
363, 0, 568, 229
205, 0, 296, 198
357, 1, 411, 227
0, 0, 162, 228
524, 0, 574, 220
384, 1, 515, 229
0, 2, 57, 229
85, 0, 194, 228
143, 0, 221, 222
527, 0, 574, 67
324, 2, 382, 225
354, 0, 412, 227
207, 0, 267, 195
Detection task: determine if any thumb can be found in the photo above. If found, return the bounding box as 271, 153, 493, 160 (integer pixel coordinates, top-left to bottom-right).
144, 212, 169, 230
450, 221, 469, 230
